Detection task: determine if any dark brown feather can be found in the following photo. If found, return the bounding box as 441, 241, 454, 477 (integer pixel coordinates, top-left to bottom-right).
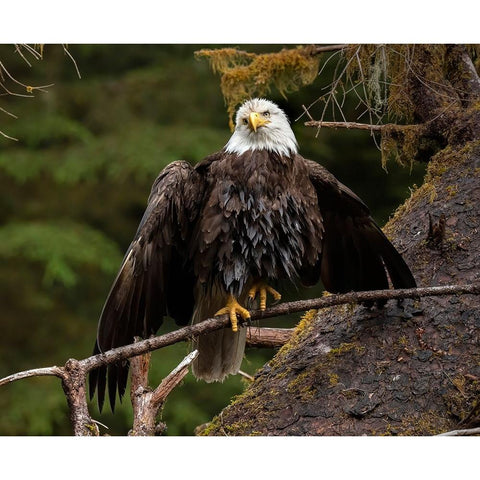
192, 150, 324, 297
304, 157, 416, 293
89, 161, 205, 411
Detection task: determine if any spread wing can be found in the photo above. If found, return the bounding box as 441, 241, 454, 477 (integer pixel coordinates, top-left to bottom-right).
89, 160, 205, 411
304, 157, 416, 293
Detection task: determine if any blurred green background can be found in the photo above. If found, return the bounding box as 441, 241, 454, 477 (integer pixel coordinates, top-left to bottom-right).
0, 44, 426, 435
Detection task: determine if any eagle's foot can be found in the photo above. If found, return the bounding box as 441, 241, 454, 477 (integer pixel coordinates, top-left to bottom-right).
215, 295, 250, 332
248, 282, 282, 311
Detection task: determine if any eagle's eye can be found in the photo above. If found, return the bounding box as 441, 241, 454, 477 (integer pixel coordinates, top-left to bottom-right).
243, 118, 249, 125
263, 111, 270, 117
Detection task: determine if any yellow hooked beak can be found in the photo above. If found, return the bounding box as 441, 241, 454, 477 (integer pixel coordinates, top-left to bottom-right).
248, 112, 270, 132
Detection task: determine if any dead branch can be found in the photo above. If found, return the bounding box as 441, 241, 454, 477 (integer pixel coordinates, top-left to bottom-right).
304, 120, 386, 131
129, 350, 199, 436
246, 326, 294, 348
61, 359, 99, 436
309, 45, 348, 55
238, 370, 255, 382
0, 366, 64, 384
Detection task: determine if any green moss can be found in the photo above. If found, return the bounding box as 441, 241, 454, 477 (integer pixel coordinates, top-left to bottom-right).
284, 341, 366, 401
268, 309, 317, 370
287, 370, 310, 393
328, 373, 340, 386
442, 374, 480, 424
369, 410, 450, 436
328, 342, 365, 357
285, 370, 317, 401
398, 411, 452, 436
381, 124, 426, 169
384, 140, 480, 240
426, 141, 480, 182
345, 45, 450, 122
84, 423, 100, 435
222, 421, 257, 435
196, 416, 221, 436
196, 46, 321, 129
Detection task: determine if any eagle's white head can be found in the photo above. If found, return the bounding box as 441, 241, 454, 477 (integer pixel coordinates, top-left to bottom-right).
225, 98, 298, 157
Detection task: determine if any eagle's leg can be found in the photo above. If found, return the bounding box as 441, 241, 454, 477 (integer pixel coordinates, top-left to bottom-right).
248, 281, 282, 310
215, 294, 251, 332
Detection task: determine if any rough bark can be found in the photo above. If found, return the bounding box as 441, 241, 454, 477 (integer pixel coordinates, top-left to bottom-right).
199, 45, 480, 436
129, 350, 198, 436
61, 359, 99, 436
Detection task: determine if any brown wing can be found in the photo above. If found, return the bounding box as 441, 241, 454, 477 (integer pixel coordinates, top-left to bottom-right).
89, 160, 206, 411
304, 157, 416, 294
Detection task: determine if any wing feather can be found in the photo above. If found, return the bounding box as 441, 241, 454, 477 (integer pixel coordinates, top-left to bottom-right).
89, 160, 205, 411
304, 157, 416, 294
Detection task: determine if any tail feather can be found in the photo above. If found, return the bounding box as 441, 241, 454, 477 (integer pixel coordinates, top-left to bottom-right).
192, 327, 247, 382
191, 285, 248, 382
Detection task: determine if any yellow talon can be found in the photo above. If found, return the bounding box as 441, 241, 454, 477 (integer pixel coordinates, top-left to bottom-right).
215, 295, 250, 332
248, 282, 282, 310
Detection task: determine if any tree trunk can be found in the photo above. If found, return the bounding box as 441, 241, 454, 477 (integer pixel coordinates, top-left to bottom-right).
198, 45, 480, 436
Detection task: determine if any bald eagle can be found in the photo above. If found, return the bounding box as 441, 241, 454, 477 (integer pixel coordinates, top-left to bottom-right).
89, 98, 416, 411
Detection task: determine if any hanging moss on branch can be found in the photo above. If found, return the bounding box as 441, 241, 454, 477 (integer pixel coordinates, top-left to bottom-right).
195, 46, 321, 129
342, 45, 455, 122
380, 123, 429, 168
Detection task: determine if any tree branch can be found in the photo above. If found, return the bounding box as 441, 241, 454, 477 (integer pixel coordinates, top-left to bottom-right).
3, 282, 479, 386
309, 44, 348, 55
1, 281, 479, 435
151, 350, 199, 408
304, 120, 386, 131
77, 282, 479, 373
129, 350, 199, 436
61, 359, 99, 436
250, 281, 480, 321
0, 366, 64, 385
246, 326, 294, 348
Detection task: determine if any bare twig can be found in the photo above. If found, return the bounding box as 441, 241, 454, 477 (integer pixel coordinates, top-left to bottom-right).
238, 370, 255, 382
0, 366, 64, 385
63, 45, 81, 79
0, 129, 19, 141
305, 120, 386, 131
0, 105, 18, 118
246, 326, 294, 348
152, 350, 199, 408
309, 44, 348, 55
1, 44, 80, 143
14, 44, 43, 64
0, 60, 54, 94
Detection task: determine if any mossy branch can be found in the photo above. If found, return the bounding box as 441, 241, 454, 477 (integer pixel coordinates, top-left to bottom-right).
196, 45, 325, 129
